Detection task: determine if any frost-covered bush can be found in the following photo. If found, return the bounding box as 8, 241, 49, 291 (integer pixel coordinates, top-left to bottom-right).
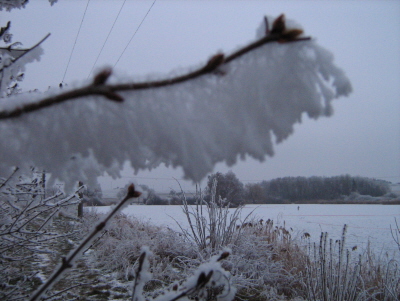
177, 178, 252, 252
86, 213, 239, 300
89, 213, 197, 281
85, 211, 302, 300
0, 168, 84, 300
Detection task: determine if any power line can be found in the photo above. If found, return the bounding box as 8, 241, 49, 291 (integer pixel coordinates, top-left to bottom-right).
61, 0, 91, 84
113, 0, 157, 68
87, 0, 127, 79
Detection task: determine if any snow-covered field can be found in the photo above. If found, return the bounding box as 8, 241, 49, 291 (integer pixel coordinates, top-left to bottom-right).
88, 204, 400, 258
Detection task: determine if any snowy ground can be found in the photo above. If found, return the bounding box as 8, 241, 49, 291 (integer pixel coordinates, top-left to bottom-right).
87, 204, 400, 258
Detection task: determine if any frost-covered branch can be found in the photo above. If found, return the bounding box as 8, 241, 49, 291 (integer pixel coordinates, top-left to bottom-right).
0, 34, 50, 73
29, 183, 141, 301
0, 169, 85, 300
0, 16, 309, 120
0, 20, 49, 96
0, 172, 81, 259
0, 0, 57, 11
0, 14, 353, 192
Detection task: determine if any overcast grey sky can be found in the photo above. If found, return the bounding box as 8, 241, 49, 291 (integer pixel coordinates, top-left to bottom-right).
5, 0, 400, 193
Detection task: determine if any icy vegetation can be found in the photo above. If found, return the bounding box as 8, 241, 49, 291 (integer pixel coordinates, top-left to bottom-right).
2, 170, 399, 300
1, 14, 362, 299
0, 16, 352, 191
0, 0, 57, 11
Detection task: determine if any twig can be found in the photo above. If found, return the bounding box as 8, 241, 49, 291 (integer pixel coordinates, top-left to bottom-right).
40, 282, 95, 300
0, 27, 310, 120
0, 33, 51, 73
82, 229, 108, 254
0, 166, 19, 189
131, 251, 147, 301
390, 218, 400, 251
29, 183, 141, 301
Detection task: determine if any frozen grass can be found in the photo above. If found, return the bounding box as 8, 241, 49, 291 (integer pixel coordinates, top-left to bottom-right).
1, 185, 399, 299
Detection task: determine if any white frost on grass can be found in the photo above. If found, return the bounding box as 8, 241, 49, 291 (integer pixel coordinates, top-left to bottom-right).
90, 204, 399, 257
153, 249, 235, 301
0, 16, 352, 191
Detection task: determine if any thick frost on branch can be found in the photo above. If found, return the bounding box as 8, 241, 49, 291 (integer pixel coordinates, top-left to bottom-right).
0, 0, 57, 11
0, 15, 352, 191
0, 21, 49, 97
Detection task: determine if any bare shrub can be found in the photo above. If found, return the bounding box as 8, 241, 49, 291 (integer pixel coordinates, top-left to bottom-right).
174, 180, 305, 299
177, 179, 254, 253
0, 168, 83, 300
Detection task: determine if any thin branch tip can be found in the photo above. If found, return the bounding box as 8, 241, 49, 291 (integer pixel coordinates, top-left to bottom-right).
127, 183, 142, 199
103, 90, 124, 102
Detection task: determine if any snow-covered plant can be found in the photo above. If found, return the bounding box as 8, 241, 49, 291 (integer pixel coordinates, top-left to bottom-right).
88, 213, 196, 280
0, 21, 48, 97
176, 178, 253, 252
149, 250, 235, 301
0, 167, 83, 300
390, 218, 400, 253
358, 226, 400, 300
1, 12, 354, 300
29, 183, 142, 300
0, 0, 57, 11
305, 225, 365, 301
0, 14, 352, 192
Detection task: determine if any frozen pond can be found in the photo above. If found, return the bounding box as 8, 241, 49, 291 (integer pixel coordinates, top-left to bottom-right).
88, 204, 400, 258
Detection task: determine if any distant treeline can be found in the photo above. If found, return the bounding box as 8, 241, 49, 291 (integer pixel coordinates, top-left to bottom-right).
97, 173, 395, 206
245, 175, 392, 204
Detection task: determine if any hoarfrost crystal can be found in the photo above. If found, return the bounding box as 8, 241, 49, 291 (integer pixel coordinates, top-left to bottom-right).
0, 16, 352, 191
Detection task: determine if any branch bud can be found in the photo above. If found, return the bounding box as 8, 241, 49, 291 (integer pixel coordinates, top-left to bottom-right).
270, 14, 286, 35
127, 183, 142, 199
217, 251, 230, 261
202, 53, 225, 73
93, 67, 112, 86
280, 29, 304, 42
